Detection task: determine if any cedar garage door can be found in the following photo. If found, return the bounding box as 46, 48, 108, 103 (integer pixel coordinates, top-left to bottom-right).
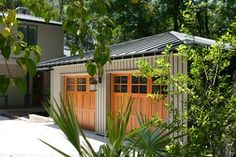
111, 73, 168, 132
65, 75, 96, 131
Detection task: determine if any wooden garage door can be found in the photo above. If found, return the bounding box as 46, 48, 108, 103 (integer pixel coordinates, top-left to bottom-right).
111, 73, 168, 132
64, 75, 96, 131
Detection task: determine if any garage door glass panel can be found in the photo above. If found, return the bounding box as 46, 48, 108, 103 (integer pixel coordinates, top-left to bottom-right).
115, 85, 120, 92
114, 75, 127, 93
115, 76, 120, 83
121, 76, 127, 83
67, 78, 75, 84
132, 76, 138, 84
89, 77, 97, 91
66, 78, 75, 91
140, 77, 147, 83
132, 76, 147, 94
152, 85, 160, 94
140, 85, 147, 93
132, 85, 138, 93
67, 85, 74, 91
89, 78, 96, 84
152, 77, 167, 94
77, 78, 87, 92
162, 85, 167, 94
121, 85, 127, 92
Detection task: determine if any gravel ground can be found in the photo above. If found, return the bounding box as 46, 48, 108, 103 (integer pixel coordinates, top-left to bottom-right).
0, 116, 105, 157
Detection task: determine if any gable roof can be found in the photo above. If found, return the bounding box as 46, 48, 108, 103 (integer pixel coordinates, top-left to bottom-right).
37, 31, 216, 69
17, 13, 61, 26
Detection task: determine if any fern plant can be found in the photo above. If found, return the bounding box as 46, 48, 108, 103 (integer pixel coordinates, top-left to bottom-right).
42, 95, 183, 157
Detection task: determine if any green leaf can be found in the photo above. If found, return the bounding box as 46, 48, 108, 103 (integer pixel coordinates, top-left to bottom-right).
131, 0, 140, 4
78, 22, 88, 35
16, 58, 27, 75
66, 5, 75, 17
78, 48, 84, 59
13, 43, 22, 55
0, 76, 10, 95
39, 140, 71, 157
65, 21, 78, 34
33, 45, 41, 63
25, 58, 37, 76
44, 13, 51, 23
16, 31, 24, 40
70, 44, 78, 55
86, 62, 96, 76
1, 45, 11, 59
7, 10, 16, 23
13, 78, 27, 93
0, 27, 11, 38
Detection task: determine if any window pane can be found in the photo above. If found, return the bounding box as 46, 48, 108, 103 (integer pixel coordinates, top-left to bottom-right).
115, 85, 120, 92
18, 26, 27, 42
67, 78, 74, 84
152, 85, 160, 94
152, 77, 159, 84
82, 85, 86, 91
132, 85, 139, 93
89, 78, 96, 84
132, 76, 139, 84
140, 77, 147, 84
67, 85, 74, 91
121, 76, 127, 83
82, 78, 86, 84
161, 85, 167, 94
77, 78, 82, 84
140, 85, 147, 93
115, 76, 120, 83
28, 26, 37, 45
77, 85, 82, 91
121, 85, 127, 93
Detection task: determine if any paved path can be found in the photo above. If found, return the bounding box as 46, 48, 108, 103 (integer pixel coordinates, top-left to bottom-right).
0, 116, 105, 157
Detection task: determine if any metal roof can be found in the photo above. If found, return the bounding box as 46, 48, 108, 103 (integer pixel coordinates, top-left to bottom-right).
37, 31, 216, 69
16, 13, 62, 26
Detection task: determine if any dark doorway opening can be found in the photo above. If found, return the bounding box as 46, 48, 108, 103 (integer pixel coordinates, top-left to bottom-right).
33, 72, 44, 106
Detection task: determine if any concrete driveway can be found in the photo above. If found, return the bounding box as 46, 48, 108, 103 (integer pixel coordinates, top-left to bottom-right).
0, 116, 105, 157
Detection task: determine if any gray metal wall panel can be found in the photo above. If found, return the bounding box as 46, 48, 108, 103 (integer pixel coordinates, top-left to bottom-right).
95, 73, 108, 134
37, 24, 64, 61
0, 64, 25, 107
168, 54, 188, 143
20, 21, 64, 61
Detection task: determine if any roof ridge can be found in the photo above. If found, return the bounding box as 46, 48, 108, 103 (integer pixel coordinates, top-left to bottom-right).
170, 31, 216, 45
110, 31, 171, 48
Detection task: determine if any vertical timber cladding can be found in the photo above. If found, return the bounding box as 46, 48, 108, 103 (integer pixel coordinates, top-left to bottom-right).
64, 75, 96, 131
111, 73, 168, 132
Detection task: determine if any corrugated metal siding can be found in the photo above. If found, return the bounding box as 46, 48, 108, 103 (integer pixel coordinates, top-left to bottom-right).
51, 55, 187, 135
21, 21, 64, 61
169, 54, 188, 143
0, 64, 25, 107
37, 24, 64, 61
95, 73, 109, 134
105, 55, 165, 71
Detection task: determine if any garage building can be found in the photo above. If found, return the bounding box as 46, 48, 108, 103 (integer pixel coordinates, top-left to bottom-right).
37, 31, 216, 135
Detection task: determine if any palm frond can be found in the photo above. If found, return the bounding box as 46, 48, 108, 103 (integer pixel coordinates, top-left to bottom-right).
43, 95, 98, 157
39, 139, 71, 157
